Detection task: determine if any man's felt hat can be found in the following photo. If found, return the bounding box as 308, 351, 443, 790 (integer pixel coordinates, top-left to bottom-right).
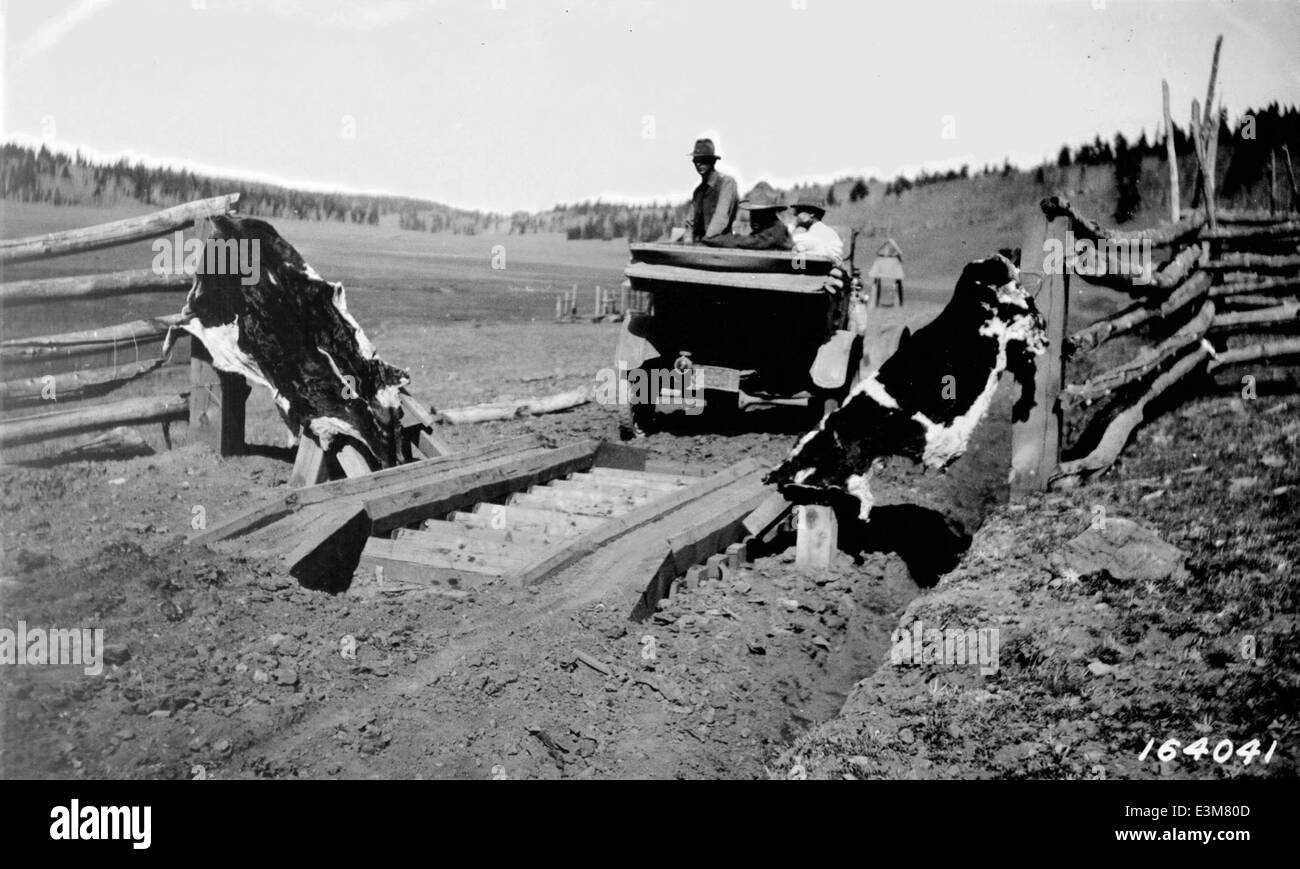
740, 181, 786, 211
689, 138, 720, 160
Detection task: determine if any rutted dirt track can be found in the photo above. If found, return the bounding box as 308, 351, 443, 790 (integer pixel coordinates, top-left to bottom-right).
2, 382, 1297, 779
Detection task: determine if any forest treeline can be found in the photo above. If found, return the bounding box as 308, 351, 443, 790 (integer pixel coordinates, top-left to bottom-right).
2, 103, 1295, 239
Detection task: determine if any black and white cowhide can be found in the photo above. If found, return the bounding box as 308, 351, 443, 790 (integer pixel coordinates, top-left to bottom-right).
765, 253, 1047, 520
175, 215, 410, 467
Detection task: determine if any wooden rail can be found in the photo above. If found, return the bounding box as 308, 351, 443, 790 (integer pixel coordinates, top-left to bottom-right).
0, 394, 189, 448
0, 194, 239, 264
0, 269, 192, 305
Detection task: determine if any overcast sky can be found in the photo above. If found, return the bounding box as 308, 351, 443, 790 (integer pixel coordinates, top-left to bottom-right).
3, 0, 1299, 213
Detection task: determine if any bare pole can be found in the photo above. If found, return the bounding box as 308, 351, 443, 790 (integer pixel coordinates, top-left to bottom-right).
1162, 80, 1181, 222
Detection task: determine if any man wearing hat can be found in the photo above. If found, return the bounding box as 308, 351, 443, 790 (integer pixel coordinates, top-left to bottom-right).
703, 181, 793, 250
686, 138, 738, 243
790, 192, 843, 259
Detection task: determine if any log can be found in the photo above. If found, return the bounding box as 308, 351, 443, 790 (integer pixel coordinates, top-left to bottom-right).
1190, 98, 1216, 231
0, 357, 170, 405
0, 194, 239, 264
0, 314, 186, 362
0, 269, 192, 305
1054, 345, 1211, 484
438, 388, 590, 424
1039, 196, 1204, 246
1206, 337, 1300, 371
1063, 299, 1215, 407
1210, 303, 1300, 331
0, 393, 188, 448
1209, 276, 1300, 299
1069, 271, 1211, 354
511, 458, 764, 587
1202, 253, 1300, 273
1217, 294, 1300, 310
1200, 221, 1300, 241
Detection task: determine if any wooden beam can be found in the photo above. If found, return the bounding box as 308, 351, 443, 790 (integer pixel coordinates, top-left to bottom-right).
507, 488, 645, 517
467, 503, 604, 534
335, 444, 372, 478
0, 269, 192, 305
511, 458, 764, 587
188, 339, 248, 457
0, 315, 185, 378
742, 491, 793, 541
588, 467, 696, 486
795, 504, 838, 570
1010, 215, 1067, 493
280, 500, 371, 592
0, 194, 240, 264
288, 436, 328, 488
361, 439, 602, 532
190, 434, 545, 546
357, 538, 495, 589
392, 527, 546, 570
0, 393, 188, 448
441, 513, 561, 546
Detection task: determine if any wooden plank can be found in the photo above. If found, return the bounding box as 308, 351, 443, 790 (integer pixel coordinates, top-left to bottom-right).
512, 458, 765, 588
591, 441, 648, 471
442, 514, 559, 546
588, 467, 698, 486
549, 477, 678, 498
364, 439, 601, 532
420, 517, 559, 547
1010, 215, 1068, 493
358, 539, 494, 589
742, 491, 793, 539
795, 505, 838, 569
569, 471, 683, 492
624, 261, 828, 294
467, 503, 604, 534
0, 393, 188, 448
281, 500, 371, 592
0, 269, 192, 305
360, 537, 511, 576
393, 527, 547, 569
508, 487, 646, 517
191, 434, 545, 546
398, 392, 436, 427
335, 444, 372, 478
288, 436, 328, 488
631, 479, 770, 620
413, 428, 454, 458
0, 194, 240, 264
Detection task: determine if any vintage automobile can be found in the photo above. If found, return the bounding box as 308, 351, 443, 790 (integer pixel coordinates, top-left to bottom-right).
613, 236, 871, 437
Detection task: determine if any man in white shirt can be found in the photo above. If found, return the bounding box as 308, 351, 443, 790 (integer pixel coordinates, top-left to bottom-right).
790, 193, 843, 260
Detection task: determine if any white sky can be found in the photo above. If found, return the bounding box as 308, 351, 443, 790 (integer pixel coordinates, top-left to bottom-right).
3, 0, 1299, 213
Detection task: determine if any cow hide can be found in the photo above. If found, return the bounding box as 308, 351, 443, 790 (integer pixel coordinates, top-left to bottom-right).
174, 215, 410, 467
765, 253, 1047, 520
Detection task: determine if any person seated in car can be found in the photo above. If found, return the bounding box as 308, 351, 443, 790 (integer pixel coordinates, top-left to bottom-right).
702, 181, 792, 250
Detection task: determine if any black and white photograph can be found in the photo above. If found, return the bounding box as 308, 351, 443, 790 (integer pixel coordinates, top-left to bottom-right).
1, 0, 1297, 821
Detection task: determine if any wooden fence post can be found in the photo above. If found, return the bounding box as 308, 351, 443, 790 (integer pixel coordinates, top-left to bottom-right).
1010, 214, 1069, 493
189, 339, 249, 457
